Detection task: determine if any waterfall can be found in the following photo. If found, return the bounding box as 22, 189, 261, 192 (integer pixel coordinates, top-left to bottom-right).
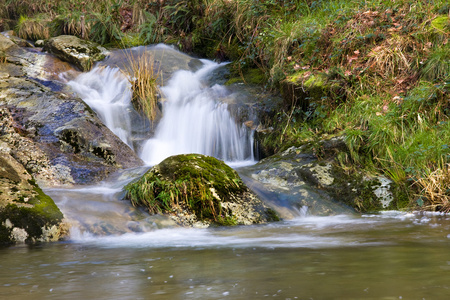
67, 66, 134, 149
140, 60, 255, 166
67, 52, 255, 166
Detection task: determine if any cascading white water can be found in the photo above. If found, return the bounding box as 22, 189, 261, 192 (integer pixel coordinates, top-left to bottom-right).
67, 66, 134, 149
140, 60, 255, 166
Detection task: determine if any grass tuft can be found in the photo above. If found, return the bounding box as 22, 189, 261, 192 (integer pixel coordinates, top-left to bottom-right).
124, 51, 160, 121
15, 14, 50, 41
414, 162, 450, 212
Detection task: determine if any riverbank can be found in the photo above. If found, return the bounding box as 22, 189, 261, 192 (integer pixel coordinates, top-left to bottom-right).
1, 0, 449, 212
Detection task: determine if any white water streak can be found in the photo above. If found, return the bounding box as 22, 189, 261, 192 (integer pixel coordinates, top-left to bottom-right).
68, 66, 134, 149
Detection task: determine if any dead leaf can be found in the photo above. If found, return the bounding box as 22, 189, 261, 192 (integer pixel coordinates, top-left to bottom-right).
347, 55, 359, 64
302, 71, 311, 78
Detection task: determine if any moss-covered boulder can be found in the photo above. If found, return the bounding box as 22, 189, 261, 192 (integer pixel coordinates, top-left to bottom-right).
44, 35, 108, 71
125, 154, 279, 227
0, 151, 66, 245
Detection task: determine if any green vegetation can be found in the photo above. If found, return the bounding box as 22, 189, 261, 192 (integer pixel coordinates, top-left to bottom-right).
1, 0, 449, 212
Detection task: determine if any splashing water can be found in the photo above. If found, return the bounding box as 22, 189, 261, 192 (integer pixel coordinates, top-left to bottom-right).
140, 60, 255, 166
67, 66, 134, 149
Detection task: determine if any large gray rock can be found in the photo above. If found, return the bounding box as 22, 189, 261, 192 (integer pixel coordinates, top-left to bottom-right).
125, 154, 279, 227
44, 35, 108, 71
98, 44, 203, 85
0, 80, 143, 186
1, 32, 80, 89
239, 137, 398, 216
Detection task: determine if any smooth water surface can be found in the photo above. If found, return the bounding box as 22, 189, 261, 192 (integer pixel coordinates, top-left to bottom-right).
1, 212, 449, 300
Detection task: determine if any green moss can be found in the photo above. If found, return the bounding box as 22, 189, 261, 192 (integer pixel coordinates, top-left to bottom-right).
216, 215, 238, 226
0, 201, 61, 244
324, 165, 382, 212
388, 184, 411, 210
0, 223, 12, 246
265, 208, 281, 222
430, 16, 449, 32
29, 185, 64, 222
225, 68, 266, 85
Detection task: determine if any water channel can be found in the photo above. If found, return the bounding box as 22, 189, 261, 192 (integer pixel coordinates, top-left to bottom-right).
1, 45, 449, 299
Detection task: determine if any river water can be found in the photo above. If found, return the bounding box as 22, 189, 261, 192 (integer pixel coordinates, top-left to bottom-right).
2, 46, 450, 299
1, 212, 449, 299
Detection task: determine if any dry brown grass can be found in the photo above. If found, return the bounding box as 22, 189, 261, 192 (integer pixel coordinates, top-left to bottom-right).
0, 51, 6, 64
125, 52, 160, 121
366, 35, 418, 78
414, 164, 450, 212
16, 15, 50, 41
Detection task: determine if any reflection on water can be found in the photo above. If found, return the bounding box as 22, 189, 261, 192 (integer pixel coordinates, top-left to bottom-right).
1, 212, 449, 300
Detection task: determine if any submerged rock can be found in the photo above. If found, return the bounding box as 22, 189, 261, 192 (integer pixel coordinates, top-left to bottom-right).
44, 35, 108, 71
125, 154, 279, 227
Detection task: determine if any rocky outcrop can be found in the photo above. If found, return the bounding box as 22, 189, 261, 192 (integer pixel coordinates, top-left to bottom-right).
0, 149, 66, 245
239, 137, 400, 215
1, 33, 143, 187
43, 35, 108, 71
125, 154, 279, 227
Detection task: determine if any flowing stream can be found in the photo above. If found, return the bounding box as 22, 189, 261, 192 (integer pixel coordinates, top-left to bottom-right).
1, 47, 450, 299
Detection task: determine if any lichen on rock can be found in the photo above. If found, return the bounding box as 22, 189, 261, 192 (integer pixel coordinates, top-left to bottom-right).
44, 35, 108, 71
125, 154, 279, 227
